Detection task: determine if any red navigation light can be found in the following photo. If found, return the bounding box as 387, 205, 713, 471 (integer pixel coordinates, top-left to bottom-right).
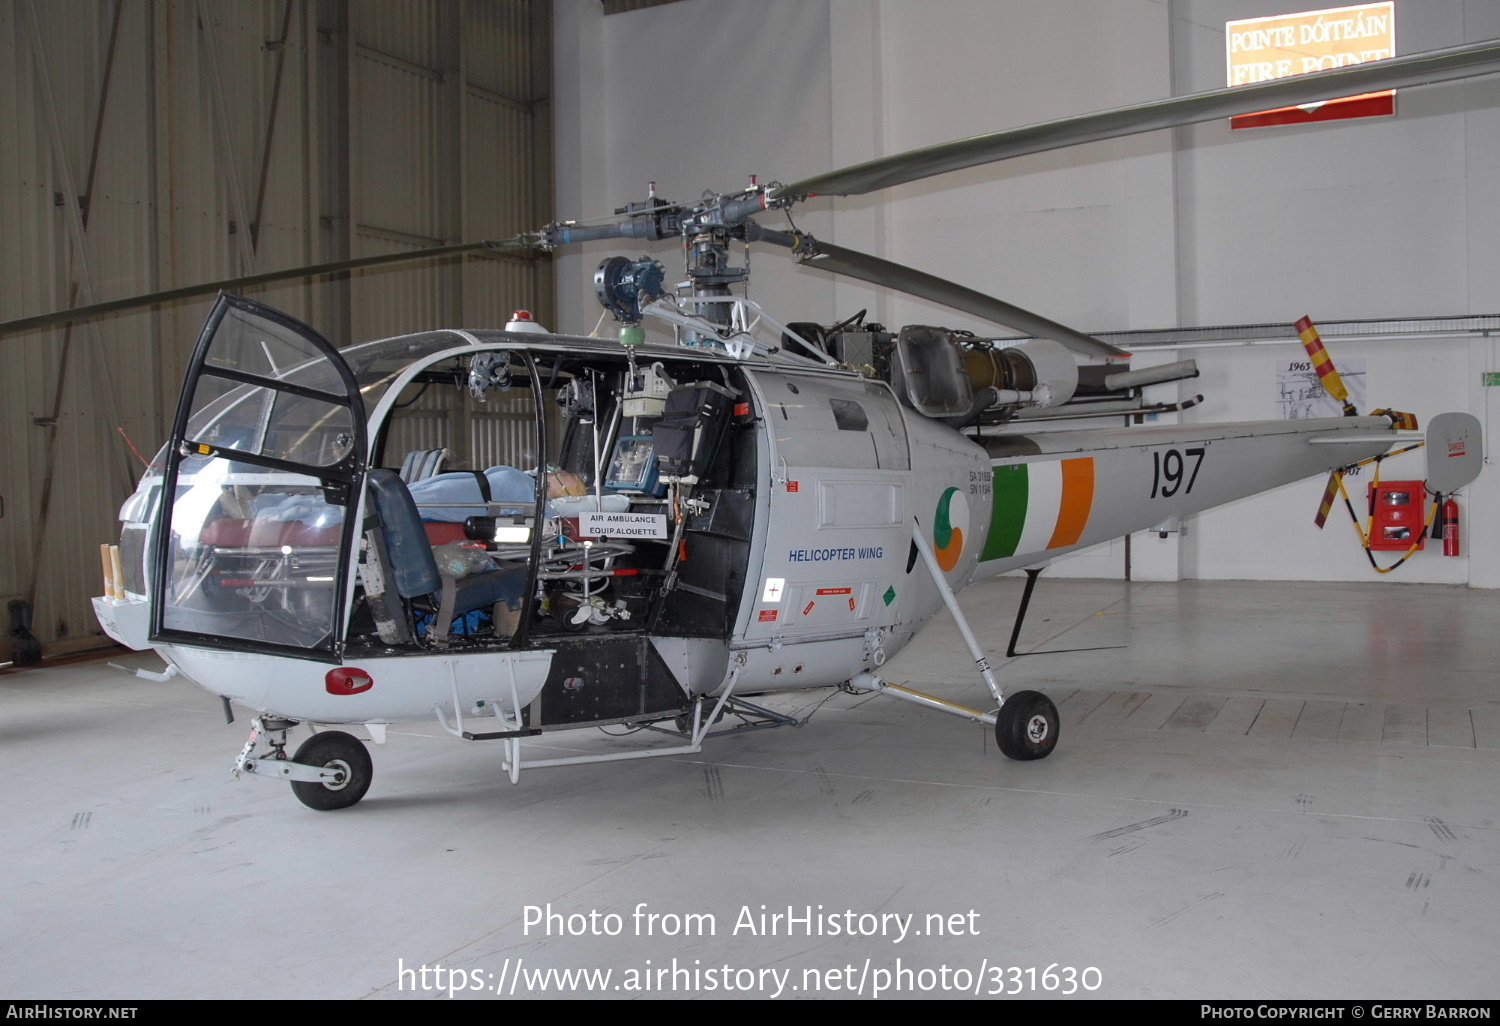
325, 667, 374, 695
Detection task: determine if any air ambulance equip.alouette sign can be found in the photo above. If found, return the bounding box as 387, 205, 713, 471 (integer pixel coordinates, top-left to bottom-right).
1227, 2, 1395, 129
579, 511, 669, 539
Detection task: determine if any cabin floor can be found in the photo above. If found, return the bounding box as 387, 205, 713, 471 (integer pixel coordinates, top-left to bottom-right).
1, 577, 1496, 1001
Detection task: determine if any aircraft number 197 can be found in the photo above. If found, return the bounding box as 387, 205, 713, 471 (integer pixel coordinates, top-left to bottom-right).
1150, 447, 1205, 499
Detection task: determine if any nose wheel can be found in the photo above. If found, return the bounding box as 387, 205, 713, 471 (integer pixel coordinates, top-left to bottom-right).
995, 690, 1059, 761
289, 731, 373, 810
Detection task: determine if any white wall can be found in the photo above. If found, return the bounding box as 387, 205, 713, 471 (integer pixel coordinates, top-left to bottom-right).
554, 0, 1498, 588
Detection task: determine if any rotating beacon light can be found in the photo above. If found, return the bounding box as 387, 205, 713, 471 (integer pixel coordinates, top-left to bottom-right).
505, 310, 549, 333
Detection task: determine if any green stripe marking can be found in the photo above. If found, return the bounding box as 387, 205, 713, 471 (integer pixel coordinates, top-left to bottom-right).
983, 464, 1028, 561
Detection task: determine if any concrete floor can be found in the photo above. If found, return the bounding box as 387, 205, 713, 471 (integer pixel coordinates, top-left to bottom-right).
1, 577, 1496, 1000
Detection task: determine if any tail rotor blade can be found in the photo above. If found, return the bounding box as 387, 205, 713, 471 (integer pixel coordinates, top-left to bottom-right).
1314, 471, 1341, 529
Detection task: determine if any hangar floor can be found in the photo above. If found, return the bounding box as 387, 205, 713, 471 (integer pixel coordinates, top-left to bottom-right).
1, 576, 1496, 1001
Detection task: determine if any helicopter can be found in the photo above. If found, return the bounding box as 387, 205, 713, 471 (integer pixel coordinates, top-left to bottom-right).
88, 39, 1496, 810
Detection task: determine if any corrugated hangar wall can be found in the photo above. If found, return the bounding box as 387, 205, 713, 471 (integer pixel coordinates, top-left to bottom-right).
0, 0, 554, 659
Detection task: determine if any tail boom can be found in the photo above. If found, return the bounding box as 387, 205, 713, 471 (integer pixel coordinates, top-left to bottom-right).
972, 416, 1398, 578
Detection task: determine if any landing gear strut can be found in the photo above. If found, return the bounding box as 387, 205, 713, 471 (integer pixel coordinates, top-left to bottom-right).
235, 718, 375, 810
848, 521, 1062, 762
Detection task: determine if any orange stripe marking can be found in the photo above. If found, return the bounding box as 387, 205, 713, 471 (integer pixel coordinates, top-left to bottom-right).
1047, 458, 1095, 549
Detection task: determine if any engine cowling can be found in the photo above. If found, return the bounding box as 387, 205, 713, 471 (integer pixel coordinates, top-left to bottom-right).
883, 325, 1079, 425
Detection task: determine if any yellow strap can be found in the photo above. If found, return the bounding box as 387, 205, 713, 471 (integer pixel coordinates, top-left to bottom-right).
1364, 460, 1382, 542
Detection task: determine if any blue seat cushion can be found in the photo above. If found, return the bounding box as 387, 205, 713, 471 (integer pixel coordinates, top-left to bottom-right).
451, 565, 528, 615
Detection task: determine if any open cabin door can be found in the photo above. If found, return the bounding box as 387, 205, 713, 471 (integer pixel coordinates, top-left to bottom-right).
151, 294, 367, 660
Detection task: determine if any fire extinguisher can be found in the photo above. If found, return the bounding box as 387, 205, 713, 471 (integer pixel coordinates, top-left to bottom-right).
1439, 496, 1461, 557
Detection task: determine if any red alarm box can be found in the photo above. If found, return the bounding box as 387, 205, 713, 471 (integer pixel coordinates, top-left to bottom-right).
1368, 480, 1426, 551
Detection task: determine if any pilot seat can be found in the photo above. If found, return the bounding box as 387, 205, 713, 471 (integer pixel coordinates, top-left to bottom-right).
365, 468, 527, 646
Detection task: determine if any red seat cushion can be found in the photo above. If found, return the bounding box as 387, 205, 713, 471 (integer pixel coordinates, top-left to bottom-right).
199, 518, 251, 546
199, 517, 340, 547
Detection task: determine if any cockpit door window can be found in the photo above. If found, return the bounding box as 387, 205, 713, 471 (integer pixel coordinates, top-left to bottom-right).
150, 294, 367, 660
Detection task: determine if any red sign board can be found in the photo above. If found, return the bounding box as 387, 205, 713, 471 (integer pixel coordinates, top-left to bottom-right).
1226, 3, 1395, 129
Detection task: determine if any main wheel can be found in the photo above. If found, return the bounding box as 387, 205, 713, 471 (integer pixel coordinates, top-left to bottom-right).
290, 730, 373, 810
995, 690, 1059, 761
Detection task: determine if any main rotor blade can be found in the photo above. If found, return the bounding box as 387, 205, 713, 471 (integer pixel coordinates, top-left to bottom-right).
0, 237, 542, 338
773, 39, 1500, 200
797, 239, 1129, 358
